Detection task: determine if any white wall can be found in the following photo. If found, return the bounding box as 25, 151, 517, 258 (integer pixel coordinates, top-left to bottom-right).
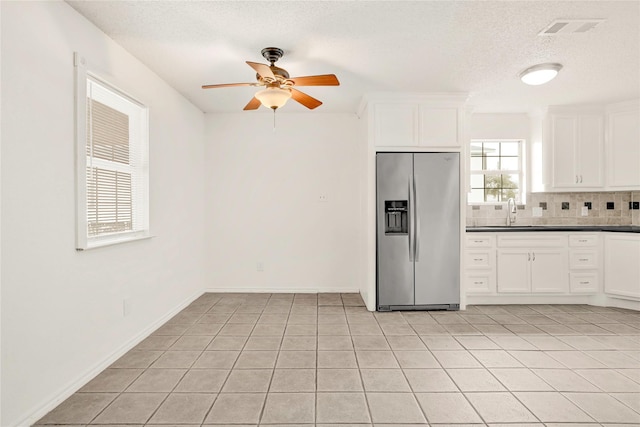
468, 113, 530, 140
204, 113, 363, 293
1, 2, 206, 426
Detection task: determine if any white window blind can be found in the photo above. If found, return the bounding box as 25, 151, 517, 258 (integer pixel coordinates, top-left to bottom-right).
87, 98, 133, 236
75, 54, 149, 249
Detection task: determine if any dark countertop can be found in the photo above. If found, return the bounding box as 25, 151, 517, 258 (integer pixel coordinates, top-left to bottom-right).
466, 225, 640, 233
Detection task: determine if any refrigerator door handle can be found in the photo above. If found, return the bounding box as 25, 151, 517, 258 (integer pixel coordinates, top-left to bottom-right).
408, 174, 414, 262
414, 173, 420, 262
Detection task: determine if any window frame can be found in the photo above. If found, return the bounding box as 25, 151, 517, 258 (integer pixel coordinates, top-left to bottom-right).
468, 139, 525, 205
75, 53, 150, 250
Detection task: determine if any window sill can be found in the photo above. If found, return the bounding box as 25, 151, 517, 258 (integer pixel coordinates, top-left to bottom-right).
77, 232, 154, 251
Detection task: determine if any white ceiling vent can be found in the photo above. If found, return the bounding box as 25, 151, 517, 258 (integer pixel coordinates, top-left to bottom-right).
539, 19, 605, 36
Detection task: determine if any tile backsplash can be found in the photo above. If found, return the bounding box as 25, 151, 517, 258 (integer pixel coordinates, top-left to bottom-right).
467, 191, 640, 226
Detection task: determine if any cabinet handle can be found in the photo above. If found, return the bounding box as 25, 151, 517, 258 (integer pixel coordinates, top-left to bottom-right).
474, 240, 484, 243
576, 175, 579, 183
579, 258, 589, 262
579, 281, 590, 285
580, 175, 583, 183
473, 281, 483, 285
528, 253, 531, 261
578, 239, 587, 242
473, 258, 483, 262
533, 252, 536, 261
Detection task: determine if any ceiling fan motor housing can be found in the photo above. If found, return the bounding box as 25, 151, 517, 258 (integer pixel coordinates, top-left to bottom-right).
261, 47, 284, 65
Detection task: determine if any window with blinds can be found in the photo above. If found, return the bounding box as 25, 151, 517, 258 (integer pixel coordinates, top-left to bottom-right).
76, 70, 149, 249
87, 99, 133, 236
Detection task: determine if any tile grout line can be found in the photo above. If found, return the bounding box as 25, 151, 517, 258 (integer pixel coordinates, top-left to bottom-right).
257, 293, 292, 425
84, 300, 213, 426
200, 295, 261, 425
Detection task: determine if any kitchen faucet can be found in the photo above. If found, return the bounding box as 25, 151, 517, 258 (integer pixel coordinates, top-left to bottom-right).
506, 197, 517, 226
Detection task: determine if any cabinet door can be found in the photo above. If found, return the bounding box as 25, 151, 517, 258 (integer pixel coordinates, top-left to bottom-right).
551, 115, 578, 187
497, 250, 530, 292
604, 234, 640, 298
420, 107, 459, 147
531, 249, 568, 293
576, 114, 604, 187
374, 104, 419, 147
607, 109, 640, 188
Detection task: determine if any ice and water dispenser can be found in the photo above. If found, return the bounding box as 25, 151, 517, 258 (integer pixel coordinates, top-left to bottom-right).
384, 200, 408, 235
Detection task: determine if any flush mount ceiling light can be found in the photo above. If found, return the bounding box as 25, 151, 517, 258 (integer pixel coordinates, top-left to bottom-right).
254, 86, 292, 110
519, 63, 563, 85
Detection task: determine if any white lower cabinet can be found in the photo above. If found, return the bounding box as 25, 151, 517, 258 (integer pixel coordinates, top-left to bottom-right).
464, 235, 495, 294
496, 250, 530, 292
466, 231, 639, 301
497, 248, 567, 293
604, 233, 640, 299
568, 234, 600, 293
570, 272, 599, 293
530, 250, 568, 292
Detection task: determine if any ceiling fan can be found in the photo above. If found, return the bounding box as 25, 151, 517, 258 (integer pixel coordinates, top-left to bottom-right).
202, 47, 340, 111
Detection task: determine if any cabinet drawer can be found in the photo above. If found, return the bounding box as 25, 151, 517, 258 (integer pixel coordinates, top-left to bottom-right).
569, 234, 598, 247
569, 251, 598, 269
498, 235, 566, 248
570, 272, 599, 293
466, 235, 494, 248
465, 251, 492, 268
465, 273, 493, 293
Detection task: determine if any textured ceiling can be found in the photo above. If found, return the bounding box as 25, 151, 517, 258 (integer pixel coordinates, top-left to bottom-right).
66, 1, 640, 114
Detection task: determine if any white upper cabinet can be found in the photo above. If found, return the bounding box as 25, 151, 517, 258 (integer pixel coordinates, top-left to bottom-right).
420, 107, 460, 147
373, 103, 419, 147
548, 108, 604, 190
606, 101, 640, 190
541, 100, 639, 192
362, 94, 467, 149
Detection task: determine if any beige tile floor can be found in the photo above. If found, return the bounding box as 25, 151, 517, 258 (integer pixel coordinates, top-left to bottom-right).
35, 293, 640, 426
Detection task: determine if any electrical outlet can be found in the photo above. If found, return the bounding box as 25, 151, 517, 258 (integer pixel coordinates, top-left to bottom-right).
257, 262, 264, 272
581, 206, 589, 216
630, 201, 640, 210
532, 207, 543, 217
319, 195, 328, 202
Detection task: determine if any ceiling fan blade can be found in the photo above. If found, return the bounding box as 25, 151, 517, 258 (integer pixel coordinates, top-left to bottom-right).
246, 61, 275, 80
290, 74, 340, 86
202, 82, 255, 89
290, 88, 322, 109
243, 97, 262, 110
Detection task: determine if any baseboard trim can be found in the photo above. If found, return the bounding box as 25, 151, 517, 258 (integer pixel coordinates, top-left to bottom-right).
466, 294, 593, 306
16, 290, 204, 427
204, 287, 361, 294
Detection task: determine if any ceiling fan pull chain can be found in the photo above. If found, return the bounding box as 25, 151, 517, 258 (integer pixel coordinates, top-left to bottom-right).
273, 108, 276, 132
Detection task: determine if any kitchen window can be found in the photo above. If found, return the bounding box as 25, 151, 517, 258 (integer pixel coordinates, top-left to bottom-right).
469, 140, 524, 203
75, 54, 149, 249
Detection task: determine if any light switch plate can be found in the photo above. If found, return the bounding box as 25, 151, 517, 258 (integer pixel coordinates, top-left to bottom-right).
532, 207, 543, 217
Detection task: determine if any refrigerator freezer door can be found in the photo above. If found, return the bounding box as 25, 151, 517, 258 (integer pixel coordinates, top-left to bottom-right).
413, 152, 460, 306
377, 153, 414, 307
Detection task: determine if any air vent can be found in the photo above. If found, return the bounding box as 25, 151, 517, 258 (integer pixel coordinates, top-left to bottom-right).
539, 19, 604, 35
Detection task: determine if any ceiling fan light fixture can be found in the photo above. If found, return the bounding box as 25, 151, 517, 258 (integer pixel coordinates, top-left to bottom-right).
519, 63, 563, 85
255, 87, 292, 110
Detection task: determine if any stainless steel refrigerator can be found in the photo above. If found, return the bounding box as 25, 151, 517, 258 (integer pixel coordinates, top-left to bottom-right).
376, 152, 460, 311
